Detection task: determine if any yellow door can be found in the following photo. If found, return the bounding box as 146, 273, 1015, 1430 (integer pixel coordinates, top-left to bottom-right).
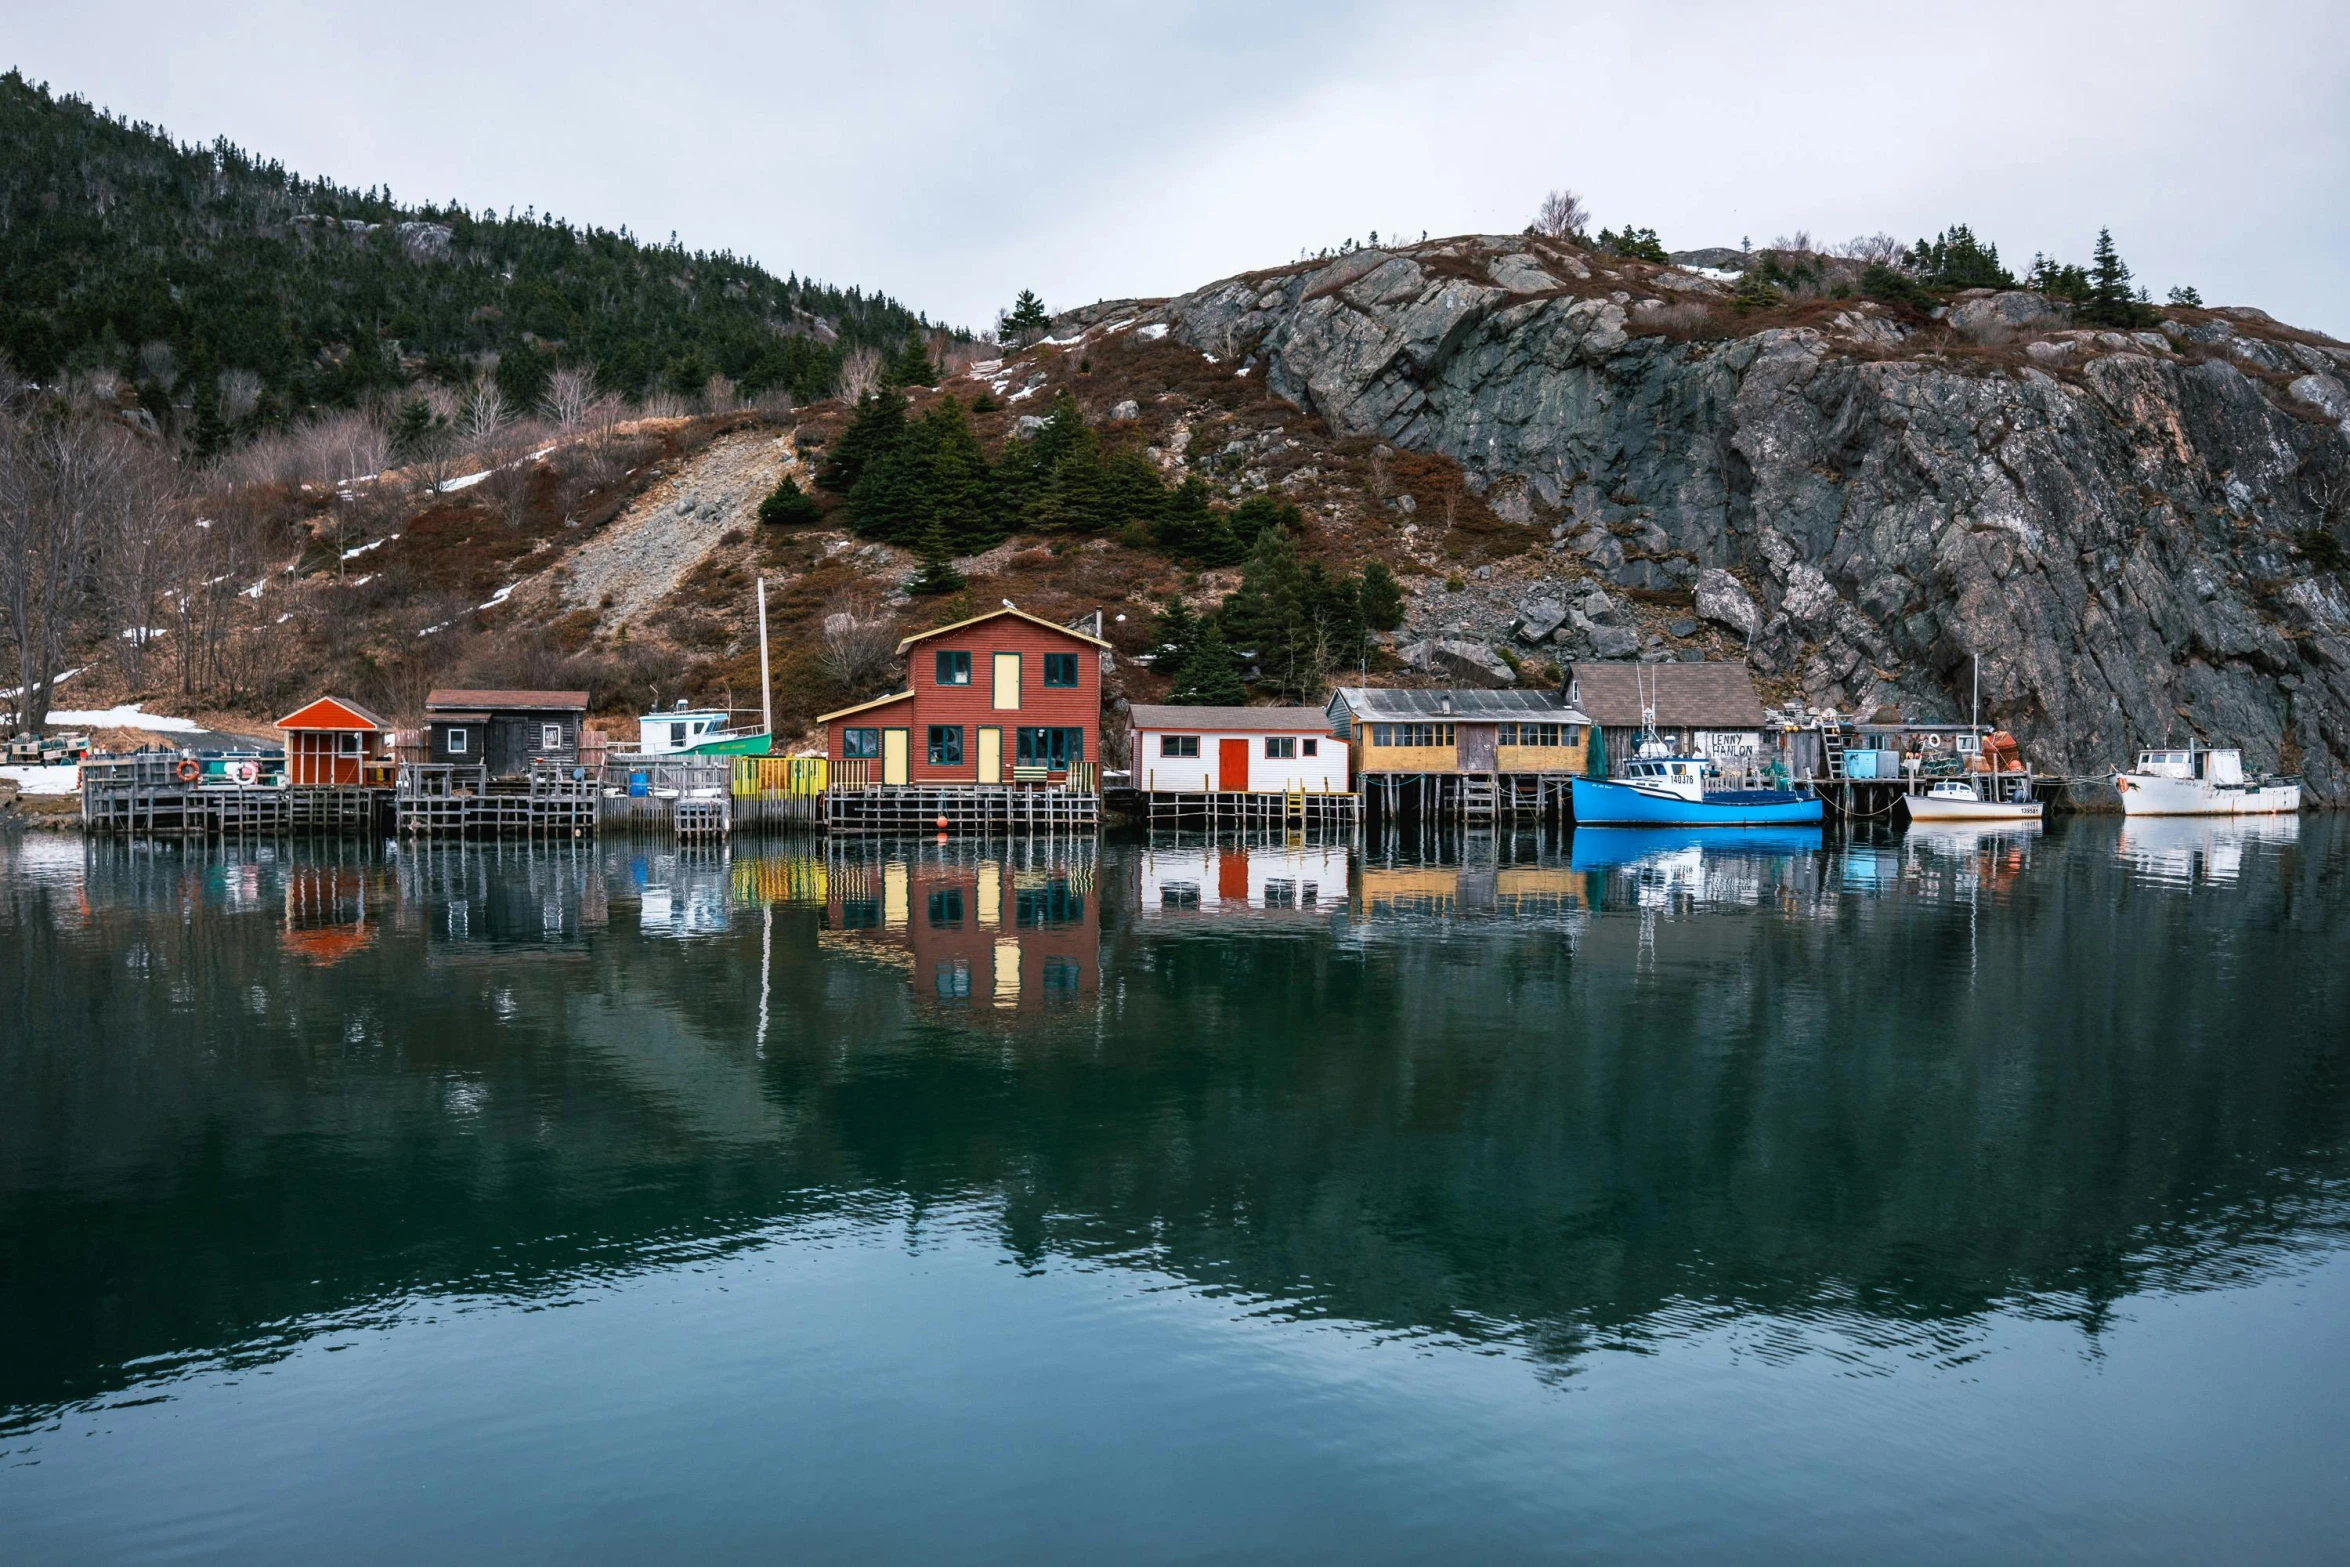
882, 727, 910, 785
992, 652, 1021, 710
977, 726, 1002, 784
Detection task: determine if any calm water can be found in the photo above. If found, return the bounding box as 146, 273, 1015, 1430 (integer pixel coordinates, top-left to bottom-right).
2, 817, 2347, 1562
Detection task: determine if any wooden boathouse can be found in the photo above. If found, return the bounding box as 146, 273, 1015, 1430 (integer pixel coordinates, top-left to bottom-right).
1126, 703, 1358, 830
818, 605, 1106, 835
1328, 688, 1592, 822
1563, 661, 1770, 779
396, 688, 598, 837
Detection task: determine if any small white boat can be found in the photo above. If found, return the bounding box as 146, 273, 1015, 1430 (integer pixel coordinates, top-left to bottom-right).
2114, 745, 2300, 817
1900, 778, 2043, 825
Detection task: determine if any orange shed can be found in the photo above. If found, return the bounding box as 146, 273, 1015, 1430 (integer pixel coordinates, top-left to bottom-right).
275, 696, 392, 787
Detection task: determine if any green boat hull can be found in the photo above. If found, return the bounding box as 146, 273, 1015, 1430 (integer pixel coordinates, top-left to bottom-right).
675, 732, 772, 758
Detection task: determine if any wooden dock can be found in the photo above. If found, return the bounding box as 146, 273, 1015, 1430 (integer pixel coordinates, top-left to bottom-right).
1361, 772, 1578, 824
395, 763, 598, 839
1137, 787, 1360, 832
824, 783, 1100, 836
81, 756, 393, 838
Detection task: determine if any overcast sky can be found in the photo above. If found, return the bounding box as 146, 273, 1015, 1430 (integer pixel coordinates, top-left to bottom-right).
15, 1, 2349, 336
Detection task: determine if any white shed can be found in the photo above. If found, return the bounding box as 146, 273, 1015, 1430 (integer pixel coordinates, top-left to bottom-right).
1128, 704, 1348, 795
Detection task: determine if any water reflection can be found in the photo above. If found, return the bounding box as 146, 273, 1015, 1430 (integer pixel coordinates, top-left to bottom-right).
2, 818, 2346, 1440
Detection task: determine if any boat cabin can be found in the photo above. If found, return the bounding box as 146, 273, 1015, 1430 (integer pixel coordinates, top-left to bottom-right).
2135, 747, 2244, 784
636, 706, 735, 757
1616, 756, 1709, 802
274, 696, 392, 787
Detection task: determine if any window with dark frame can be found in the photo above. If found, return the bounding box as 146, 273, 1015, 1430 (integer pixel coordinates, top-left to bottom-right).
935, 650, 971, 686
843, 727, 882, 759
1161, 735, 1199, 758
927, 725, 964, 765
1303, 738, 1318, 756
1016, 727, 1084, 767
927, 889, 965, 928
1042, 652, 1080, 687
1264, 736, 1296, 759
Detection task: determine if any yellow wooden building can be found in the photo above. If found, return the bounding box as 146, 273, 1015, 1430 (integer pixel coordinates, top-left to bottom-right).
1325, 688, 1593, 821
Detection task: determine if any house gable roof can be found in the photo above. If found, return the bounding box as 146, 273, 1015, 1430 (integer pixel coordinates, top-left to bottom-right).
424, 688, 590, 713
814, 690, 916, 725
1565, 662, 1767, 729
894, 605, 1110, 655
1128, 704, 1333, 732
275, 695, 386, 732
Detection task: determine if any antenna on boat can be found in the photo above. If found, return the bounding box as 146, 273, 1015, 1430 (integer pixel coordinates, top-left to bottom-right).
1971, 652, 1979, 739
756, 576, 773, 739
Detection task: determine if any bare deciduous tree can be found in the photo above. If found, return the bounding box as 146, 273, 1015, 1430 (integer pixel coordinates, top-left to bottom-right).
1532, 188, 1591, 239
459, 377, 511, 449
540, 365, 600, 432
1832, 233, 1905, 267
216, 368, 264, 425
836, 346, 884, 405
0, 405, 143, 733
817, 594, 898, 695
703, 373, 740, 413
95, 439, 184, 690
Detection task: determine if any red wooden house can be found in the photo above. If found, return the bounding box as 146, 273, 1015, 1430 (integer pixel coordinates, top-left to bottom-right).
275, 696, 394, 787
819, 606, 1108, 788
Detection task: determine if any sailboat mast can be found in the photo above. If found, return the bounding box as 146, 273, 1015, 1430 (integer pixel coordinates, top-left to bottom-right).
757, 576, 773, 738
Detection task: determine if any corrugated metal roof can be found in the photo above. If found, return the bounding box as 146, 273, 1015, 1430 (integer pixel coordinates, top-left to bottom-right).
1128, 704, 1332, 731
424, 688, 589, 712
1566, 662, 1766, 728
1328, 687, 1584, 721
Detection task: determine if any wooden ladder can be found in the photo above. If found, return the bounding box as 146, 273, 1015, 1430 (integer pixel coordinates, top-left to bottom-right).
1460, 772, 1497, 821
1821, 726, 1850, 780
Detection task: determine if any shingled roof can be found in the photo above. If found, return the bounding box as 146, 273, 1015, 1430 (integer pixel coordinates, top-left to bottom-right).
1326, 688, 1576, 721
1565, 662, 1767, 729
424, 688, 590, 712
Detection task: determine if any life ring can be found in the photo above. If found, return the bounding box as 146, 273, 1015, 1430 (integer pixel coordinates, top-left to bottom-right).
235, 760, 259, 785
1924, 733, 1944, 749
175, 758, 200, 783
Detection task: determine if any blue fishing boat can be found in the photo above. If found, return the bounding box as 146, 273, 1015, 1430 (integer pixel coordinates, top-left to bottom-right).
1571, 755, 1824, 826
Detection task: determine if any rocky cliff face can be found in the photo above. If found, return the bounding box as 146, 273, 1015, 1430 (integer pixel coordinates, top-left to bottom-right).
1159, 237, 2350, 801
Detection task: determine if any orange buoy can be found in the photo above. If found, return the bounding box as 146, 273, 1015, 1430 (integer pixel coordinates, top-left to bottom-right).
176, 758, 200, 783
935, 814, 948, 829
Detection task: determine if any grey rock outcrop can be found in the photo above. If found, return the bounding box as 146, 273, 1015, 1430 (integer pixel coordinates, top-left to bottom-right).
1160, 239, 2350, 800
1693, 569, 1762, 639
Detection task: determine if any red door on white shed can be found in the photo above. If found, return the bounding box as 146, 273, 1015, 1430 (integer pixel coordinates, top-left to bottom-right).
1218, 738, 1249, 793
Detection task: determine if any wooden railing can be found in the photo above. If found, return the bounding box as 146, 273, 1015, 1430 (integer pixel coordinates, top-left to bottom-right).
831, 757, 873, 791
733, 756, 829, 798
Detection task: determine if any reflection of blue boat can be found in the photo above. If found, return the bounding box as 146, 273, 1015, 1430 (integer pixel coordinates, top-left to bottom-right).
1568, 824, 1824, 871
1571, 758, 1824, 826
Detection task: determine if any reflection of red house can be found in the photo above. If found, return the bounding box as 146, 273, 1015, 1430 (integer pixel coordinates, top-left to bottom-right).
819, 606, 1107, 788
275, 696, 393, 787
827, 857, 1098, 1013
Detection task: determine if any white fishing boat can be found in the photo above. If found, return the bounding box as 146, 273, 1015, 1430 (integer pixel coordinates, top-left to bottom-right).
2113, 744, 2300, 816
1900, 777, 2043, 825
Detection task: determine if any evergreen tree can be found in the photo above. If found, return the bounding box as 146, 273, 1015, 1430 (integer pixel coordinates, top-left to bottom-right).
1359, 559, 1406, 631
756, 474, 822, 526
817, 390, 908, 492
1170, 622, 1248, 705
884, 330, 937, 388
2070, 229, 2158, 327
907, 523, 966, 595
2028, 253, 2093, 304
1906, 224, 2013, 289
1153, 477, 1243, 565
1149, 597, 1201, 679
1001, 289, 1050, 343
1215, 524, 1367, 700
2167, 284, 2203, 308
1594, 225, 1669, 263
389, 395, 447, 459
848, 396, 1003, 552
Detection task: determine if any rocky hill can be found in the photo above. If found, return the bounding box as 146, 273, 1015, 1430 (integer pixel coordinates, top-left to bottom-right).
24, 218, 2350, 807
1144, 235, 2350, 801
